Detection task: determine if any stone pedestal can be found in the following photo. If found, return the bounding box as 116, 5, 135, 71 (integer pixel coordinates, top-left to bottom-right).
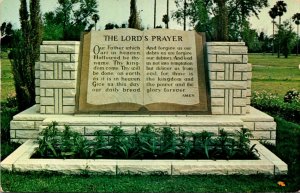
10, 41, 276, 145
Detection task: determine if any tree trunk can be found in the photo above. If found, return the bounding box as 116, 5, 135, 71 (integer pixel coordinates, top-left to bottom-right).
278, 16, 281, 58
184, 0, 187, 31
166, 0, 169, 29
154, 0, 156, 28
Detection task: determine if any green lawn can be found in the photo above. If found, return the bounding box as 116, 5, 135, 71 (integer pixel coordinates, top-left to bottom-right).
0, 51, 15, 102
249, 53, 300, 97
0, 172, 290, 192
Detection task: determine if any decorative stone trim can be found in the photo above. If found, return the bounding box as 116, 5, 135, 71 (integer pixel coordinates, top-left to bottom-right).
1, 140, 287, 175
207, 42, 250, 115
37, 41, 80, 114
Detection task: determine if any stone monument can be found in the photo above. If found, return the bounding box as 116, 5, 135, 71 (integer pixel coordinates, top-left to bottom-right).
10, 29, 276, 145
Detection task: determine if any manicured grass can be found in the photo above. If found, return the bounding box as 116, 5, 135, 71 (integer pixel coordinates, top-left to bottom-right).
249, 53, 300, 97
0, 51, 15, 102
0, 172, 288, 192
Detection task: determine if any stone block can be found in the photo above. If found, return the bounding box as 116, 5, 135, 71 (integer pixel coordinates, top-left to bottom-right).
40, 80, 76, 89
271, 131, 276, 139
206, 42, 245, 46
217, 72, 225, 80
255, 122, 276, 130
234, 64, 249, 71
63, 63, 76, 70
46, 89, 54, 97
233, 98, 246, 106
207, 46, 229, 54
233, 90, 242, 98
10, 130, 16, 138
71, 54, 79, 62
243, 122, 254, 130
63, 71, 71, 79
40, 54, 45, 62
16, 130, 38, 139
40, 89, 45, 97
46, 106, 55, 114
40, 97, 54, 105
207, 54, 217, 63
45, 71, 54, 79
217, 55, 243, 63
71, 71, 77, 80
63, 89, 76, 97
211, 98, 225, 106
210, 72, 216, 80
230, 46, 248, 54
234, 72, 242, 80
40, 45, 57, 53
243, 55, 248, 63
63, 97, 76, 106
210, 89, 225, 97
209, 63, 224, 71
11, 121, 35, 130
58, 45, 77, 53
180, 126, 218, 134
35, 70, 40, 79
87, 160, 116, 175
43, 41, 80, 45
210, 81, 247, 89
84, 126, 112, 135
252, 131, 271, 139
117, 160, 171, 175
46, 54, 70, 62
35, 96, 40, 104
233, 107, 241, 115
40, 62, 54, 71
211, 106, 224, 115
63, 106, 75, 114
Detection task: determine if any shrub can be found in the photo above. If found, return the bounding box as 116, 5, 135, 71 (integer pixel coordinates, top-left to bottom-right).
284, 89, 300, 103
0, 94, 18, 142
34, 123, 258, 160
251, 91, 300, 124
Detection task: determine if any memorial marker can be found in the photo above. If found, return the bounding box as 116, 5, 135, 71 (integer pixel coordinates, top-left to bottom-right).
76, 29, 209, 113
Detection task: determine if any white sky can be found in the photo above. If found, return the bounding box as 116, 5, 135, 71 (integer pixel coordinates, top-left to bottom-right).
0, 0, 300, 35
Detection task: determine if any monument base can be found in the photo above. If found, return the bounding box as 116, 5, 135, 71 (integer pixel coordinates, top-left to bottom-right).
10, 105, 276, 144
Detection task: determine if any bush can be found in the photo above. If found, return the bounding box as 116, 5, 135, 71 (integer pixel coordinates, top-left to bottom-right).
0, 94, 18, 142
251, 91, 300, 124
284, 89, 300, 103
33, 123, 258, 160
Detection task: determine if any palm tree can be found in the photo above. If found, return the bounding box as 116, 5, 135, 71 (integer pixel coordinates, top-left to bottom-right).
276, 1, 287, 27
166, 0, 169, 28
292, 13, 300, 56
154, 0, 156, 28
269, 6, 278, 55
183, 0, 187, 31
92, 14, 100, 30
162, 14, 169, 28
275, 1, 287, 58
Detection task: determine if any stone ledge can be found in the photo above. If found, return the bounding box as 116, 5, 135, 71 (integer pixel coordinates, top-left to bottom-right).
1, 140, 287, 175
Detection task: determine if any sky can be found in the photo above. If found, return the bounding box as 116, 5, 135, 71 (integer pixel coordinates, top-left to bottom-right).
0, 0, 300, 35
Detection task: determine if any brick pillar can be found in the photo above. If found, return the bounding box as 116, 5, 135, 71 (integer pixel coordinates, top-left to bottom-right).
206, 42, 251, 115
38, 41, 80, 114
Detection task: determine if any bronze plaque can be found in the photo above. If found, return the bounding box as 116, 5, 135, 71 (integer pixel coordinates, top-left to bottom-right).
76, 29, 210, 114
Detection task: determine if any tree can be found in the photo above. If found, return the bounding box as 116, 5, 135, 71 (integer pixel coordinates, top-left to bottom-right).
1, 22, 14, 48
172, 0, 267, 41
43, 0, 98, 40
269, 6, 278, 55
92, 14, 100, 30
275, 20, 296, 58
292, 13, 300, 56
162, 14, 169, 28
128, 0, 142, 29
275, 1, 287, 58
9, 0, 43, 111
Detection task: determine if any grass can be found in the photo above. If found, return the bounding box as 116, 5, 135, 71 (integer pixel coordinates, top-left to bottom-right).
0, 51, 15, 102
0, 172, 289, 192
249, 53, 300, 97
